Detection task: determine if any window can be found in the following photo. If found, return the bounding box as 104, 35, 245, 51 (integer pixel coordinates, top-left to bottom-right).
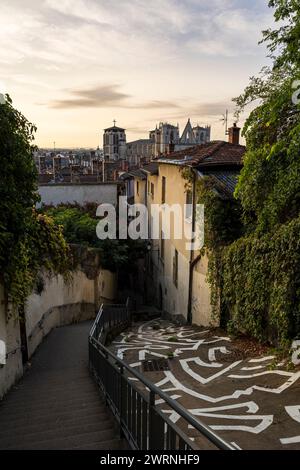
160, 231, 165, 261
136, 181, 139, 195
162, 176, 166, 203
185, 190, 193, 219
151, 182, 154, 199
173, 249, 178, 287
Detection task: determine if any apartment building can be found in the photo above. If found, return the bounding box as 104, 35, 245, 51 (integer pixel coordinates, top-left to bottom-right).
128, 125, 245, 326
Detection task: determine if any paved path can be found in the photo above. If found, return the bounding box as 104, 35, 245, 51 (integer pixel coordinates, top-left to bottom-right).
112, 319, 300, 450
0, 322, 127, 450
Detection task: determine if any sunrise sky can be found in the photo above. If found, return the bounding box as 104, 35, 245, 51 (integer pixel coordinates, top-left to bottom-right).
0, 0, 273, 148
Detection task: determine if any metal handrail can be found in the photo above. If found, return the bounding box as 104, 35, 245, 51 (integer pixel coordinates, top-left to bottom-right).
89, 302, 235, 451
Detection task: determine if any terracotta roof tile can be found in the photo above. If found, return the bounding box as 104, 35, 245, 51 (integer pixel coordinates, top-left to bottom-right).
157, 141, 245, 168
141, 162, 159, 175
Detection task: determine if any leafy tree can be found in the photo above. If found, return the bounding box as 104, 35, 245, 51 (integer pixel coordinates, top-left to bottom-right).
43, 204, 148, 272
203, 1, 300, 346
233, 1, 300, 232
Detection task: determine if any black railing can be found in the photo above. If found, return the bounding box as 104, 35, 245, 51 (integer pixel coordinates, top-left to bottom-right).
90, 299, 131, 344
89, 301, 235, 451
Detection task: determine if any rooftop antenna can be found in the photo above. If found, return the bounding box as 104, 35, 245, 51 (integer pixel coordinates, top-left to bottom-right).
53, 141, 56, 152
221, 110, 229, 136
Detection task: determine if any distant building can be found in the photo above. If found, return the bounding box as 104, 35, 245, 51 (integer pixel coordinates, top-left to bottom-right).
150, 119, 211, 157
149, 123, 179, 157
125, 125, 244, 326
179, 119, 211, 149
126, 119, 211, 167
103, 122, 126, 161
126, 139, 153, 167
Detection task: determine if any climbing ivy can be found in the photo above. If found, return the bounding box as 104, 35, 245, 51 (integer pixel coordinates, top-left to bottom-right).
197, 1, 300, 346
221, 218, 300, 346
0, 96, 70, 311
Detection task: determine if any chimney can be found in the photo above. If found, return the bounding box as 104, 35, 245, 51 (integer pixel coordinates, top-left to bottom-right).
228, 123, 240, 145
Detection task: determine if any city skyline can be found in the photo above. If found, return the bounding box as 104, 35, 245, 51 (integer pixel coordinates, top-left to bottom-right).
0, 0, 273, 147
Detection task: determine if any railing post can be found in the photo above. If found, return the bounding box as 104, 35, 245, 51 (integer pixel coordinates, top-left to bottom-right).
148, 390, 155, 450
119, 365, 124, 438
88, 298, 234, 451
148, 390, 165, 450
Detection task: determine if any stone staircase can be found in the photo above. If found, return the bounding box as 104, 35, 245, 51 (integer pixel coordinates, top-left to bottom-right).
0, 322, 128, 450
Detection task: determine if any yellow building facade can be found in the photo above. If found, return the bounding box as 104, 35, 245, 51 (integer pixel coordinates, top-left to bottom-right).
142, 161, 214, 326
132, 137, 245, 326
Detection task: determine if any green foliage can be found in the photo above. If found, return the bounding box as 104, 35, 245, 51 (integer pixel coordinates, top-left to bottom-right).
199, 2, 300, 346
43, 204, 148, 272
4, 211, 71, 309
194, 178, 243, 321
0, 96, 70, 309
167, 336, 178, 342
261, 0, 300, 70
45, 205, 98, 246
196, 178, 243, 249
233, 75, 300, 232
221, 217, 300, 346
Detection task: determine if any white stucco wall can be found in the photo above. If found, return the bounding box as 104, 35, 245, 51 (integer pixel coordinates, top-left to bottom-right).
0, 285, 23, 399
98, 270, 117, 302
191, 256, 218, 327
38, 183, 119, 207
159, 247, 190, 321
25, 268, 117, 358
0, 265, 118, 398
149, 246, 217, 326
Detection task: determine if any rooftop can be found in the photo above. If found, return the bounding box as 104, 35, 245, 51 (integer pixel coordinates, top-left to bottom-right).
201, 169, 240, 199
127, 168, 147, 180
157, 141, 245, 169
127, 139, 152, 145
104, 125, 125, 132
141, 162, 159, 175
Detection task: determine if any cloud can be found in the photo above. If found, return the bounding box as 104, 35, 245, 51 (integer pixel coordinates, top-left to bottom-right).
49, 85, 181, 110
0, 0, 273, 145
50, 84, 130, 108
160, 100, 236, 122
126, 126, 151, 135
131, 100, 180, 110
193, 101, 236, 116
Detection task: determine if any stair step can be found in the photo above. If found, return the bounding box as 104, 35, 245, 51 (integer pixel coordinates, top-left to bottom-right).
4, 428, 116, 450
0, 420, 115, 449
71, 438, 128, 450
0, 322, 126, 451
4, 384, 99, 404
0, 403, 107, 428
11, 374, 91, 392
0, 391, 103, 416
0, 410, 112, 439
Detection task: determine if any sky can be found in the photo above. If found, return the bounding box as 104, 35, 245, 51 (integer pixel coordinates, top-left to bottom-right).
0, 0, 274, 148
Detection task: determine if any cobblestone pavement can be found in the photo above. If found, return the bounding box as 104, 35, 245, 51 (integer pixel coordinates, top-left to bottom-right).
112, 319, 300, 450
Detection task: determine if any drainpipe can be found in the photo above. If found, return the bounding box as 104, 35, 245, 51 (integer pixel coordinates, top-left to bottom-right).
187, 169, 199, 325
